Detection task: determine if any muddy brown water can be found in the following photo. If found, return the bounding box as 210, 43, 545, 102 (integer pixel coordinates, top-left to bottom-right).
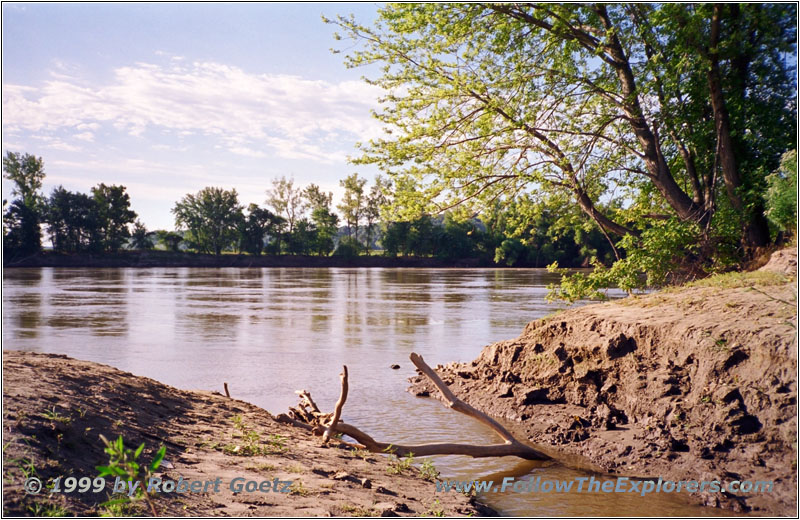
3, 268, 731, 516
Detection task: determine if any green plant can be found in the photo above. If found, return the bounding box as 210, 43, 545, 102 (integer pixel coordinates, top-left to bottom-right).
289, 480, 309, 496
765, 150, 797, 235
96, 435, 165, 517
386, 451, 414, 475
41, 407, 71, 425
418, 459, 439, 481
350, 447, 373, 461
27, 501, 68, 517
426, 499, 446, 517
224, 416, 287, 456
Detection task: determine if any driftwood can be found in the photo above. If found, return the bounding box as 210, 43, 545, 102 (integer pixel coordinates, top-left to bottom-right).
276, 352, 549, 461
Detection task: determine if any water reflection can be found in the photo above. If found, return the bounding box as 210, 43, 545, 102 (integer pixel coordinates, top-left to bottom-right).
3, 267, 723, 516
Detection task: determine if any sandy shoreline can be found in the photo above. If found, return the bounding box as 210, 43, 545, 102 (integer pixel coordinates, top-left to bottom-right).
2, 351, 493, 517
409, 251, 798, 516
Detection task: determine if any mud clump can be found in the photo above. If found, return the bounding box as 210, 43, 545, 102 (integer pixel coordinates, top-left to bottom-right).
410, 250, 797, 515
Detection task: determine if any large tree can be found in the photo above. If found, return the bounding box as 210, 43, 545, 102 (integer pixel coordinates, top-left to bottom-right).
364, 174, 392, 251
45, 187, 101, 253
92, 183, 137, 252
3, 151, 46, 256
330, 3, 796, 292
172, 187, 243, 256
238, 203, 284, 256
337, 173, 367, 241
266, 176, 306, 233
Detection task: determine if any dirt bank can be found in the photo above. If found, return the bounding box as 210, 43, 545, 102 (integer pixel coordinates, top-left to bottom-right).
410, 250, 798, 516
3, 351, 493, 517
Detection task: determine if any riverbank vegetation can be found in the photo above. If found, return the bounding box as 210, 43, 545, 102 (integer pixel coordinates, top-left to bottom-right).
4, 4, 797, 290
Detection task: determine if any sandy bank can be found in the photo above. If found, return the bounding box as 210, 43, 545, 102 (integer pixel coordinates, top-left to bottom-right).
2, 351, 493, 517
410, 249, 798, 516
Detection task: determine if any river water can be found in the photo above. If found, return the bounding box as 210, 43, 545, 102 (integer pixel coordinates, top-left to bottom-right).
2, 268, 729, 516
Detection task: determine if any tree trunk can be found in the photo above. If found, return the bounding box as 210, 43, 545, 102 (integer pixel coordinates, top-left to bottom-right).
707, 4, 770, 250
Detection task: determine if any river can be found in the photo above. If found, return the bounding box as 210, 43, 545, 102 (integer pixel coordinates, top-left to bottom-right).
2, 267, 728, 516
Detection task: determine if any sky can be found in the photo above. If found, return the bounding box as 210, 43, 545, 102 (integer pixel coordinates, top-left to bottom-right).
2, 2, 386, 230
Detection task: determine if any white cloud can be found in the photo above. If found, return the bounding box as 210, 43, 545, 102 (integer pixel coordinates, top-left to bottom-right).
73, 132, 94, 142
2, 61, 384, 164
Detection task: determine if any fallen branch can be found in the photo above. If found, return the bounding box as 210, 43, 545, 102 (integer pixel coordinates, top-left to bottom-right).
282, 352, 549, 461
322, 366, 348, 444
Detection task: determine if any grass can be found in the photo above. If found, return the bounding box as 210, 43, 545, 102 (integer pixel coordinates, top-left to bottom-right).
425, 499, 446, 517
418, 459, 439, 481
27, 501, 69, 517
289, 480, 310, 496
223, 415, 287, 456
339, 504, 378, 516
41, 407, 72, 425
684, 269, 790, 289
386, 452, 415, 475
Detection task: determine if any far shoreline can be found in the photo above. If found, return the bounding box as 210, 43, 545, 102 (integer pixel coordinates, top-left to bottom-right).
3, 250, 588, 269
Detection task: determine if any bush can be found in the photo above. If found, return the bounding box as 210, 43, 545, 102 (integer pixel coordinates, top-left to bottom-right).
764, 150, 797, 236
333, 236, 362, 257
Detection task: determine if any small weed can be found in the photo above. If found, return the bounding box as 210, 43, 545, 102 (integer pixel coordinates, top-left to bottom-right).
267, 434, 287, 454
712, 338, 729, 351
350, 447, 373, 461
289, 480, 309, 496
418, 459, 439, 481
286, 464, 305, 474
224, 416, 286, 456
245, 463, 276, 472
41, 407, 71, 425
426, 499, 446, 517
339, 504, 377, 516
387, 452, 414, 475
27, 501, 69, 517
96, 435, 166, 516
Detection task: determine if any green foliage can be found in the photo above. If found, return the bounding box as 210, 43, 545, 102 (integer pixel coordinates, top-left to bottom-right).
329, 3, 797, 294
3, 151, 45, 256
91, 184, 137, 252
27, 501, 69, 517
222, 415, 287, 456
494, 238, 526, 267
45, 187, 102, 253
96, 434, 165, 480
333, 236, 362, 258
386, 451, 414, 475
765, 150, 797, 236
172, 187, 242, 255
286, 218, 316, 255
549, 219, 701, 301
3, 199, 42, 256
417, 459, 439, 481
337, 173, 368, 242
310, 206, 339, 256
155, 230, 183, 252
685, 270, 790, 289
266, 176, 305, 233
96, 434, 165, 515
130, 220, 153, 250
3, 151, 45, 208
239, 204, 284, 256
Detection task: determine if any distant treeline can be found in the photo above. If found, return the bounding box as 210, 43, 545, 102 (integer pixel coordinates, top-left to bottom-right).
3, 151, 615, 267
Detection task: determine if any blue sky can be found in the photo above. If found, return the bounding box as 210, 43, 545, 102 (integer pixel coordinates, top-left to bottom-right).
2, 2, 385, 230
